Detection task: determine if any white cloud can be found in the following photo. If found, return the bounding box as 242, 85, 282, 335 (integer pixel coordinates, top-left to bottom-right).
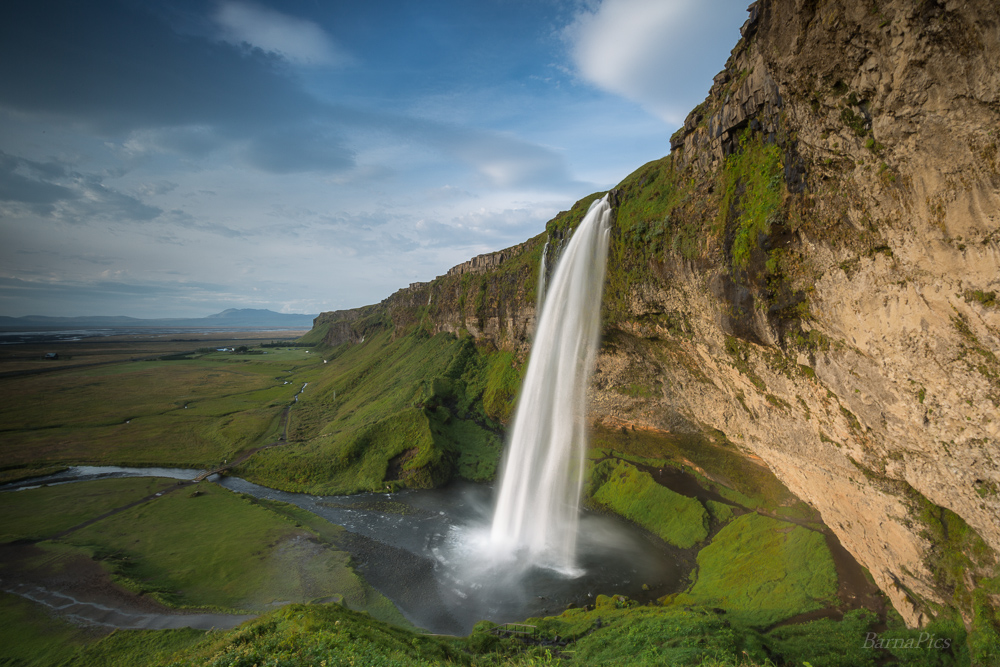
564, 0, 746, 125
215, 2, 351, 67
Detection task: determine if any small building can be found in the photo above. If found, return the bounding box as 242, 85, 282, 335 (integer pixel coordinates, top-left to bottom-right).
43, 352, 59, 360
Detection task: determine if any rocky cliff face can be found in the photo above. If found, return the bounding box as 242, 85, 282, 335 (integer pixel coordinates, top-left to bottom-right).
310, 0, 999, 628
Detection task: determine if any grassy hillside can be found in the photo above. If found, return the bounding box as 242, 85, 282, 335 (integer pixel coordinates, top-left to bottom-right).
235, 328, 521, 494
5, 594, 974, 667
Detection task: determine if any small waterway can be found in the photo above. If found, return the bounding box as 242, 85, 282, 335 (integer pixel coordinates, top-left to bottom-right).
4, 467, 688, 635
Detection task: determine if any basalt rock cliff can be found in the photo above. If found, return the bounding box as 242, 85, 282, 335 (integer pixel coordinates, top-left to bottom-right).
310, 0, 999, 629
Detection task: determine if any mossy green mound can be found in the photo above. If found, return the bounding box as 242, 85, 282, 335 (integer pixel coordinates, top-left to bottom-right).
677, 513, 838, 626
587, 459, 708, 548
590, 424, 815, 518
170, 604, 467, 667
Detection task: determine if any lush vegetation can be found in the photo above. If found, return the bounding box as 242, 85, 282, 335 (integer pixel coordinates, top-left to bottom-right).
235, 328, 517, 495
59, 481, 393, 614
717, 132, 785, 271
587, 458, 709, 548
0, 477, 404, 621
672, 513, 838, 626
590, 425, 817, 521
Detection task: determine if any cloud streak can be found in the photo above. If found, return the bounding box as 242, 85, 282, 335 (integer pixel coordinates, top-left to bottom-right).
215, 2, 352, 67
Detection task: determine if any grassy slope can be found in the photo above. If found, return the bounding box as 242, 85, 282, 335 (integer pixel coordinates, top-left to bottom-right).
673, 513, 838, 626
0, 591, 89, 666
31, 598, 973, 667
587, 458, 708, 548
236, 329, 516, 494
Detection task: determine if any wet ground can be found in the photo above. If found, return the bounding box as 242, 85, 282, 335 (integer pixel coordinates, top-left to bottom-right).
0, 541, 253, 630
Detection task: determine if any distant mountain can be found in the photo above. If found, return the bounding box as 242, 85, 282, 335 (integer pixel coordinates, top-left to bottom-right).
0, 309, 318, 330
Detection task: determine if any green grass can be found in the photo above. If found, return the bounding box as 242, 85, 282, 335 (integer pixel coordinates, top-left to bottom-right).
62, 628, 207, 667
57, 480, 400, 619
236, 330, 509, 495
764, 609, 880, 667
705, 499, 734, 524
0, 348, 321, 469
529, 605, 766, 666
587, 459, 708, 548
0, 591, 89, 666
614, 158, 694, 260
0, 476, 175, 542
674, 513, 838, 626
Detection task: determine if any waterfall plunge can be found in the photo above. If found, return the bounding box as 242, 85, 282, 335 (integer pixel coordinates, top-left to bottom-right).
490, 195, 612, 574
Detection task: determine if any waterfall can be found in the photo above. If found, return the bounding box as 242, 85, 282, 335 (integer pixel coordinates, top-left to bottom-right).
536, 240, 550, 314
490, 195, 612, 573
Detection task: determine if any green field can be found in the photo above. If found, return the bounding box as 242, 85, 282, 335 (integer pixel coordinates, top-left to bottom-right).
47, 479, 405, 619
0, 476, 175, 542
0, 348, 322, 471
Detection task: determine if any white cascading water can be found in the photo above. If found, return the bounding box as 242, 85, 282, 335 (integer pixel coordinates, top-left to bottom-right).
490, 195, 612, 573
536, 240, 549, 314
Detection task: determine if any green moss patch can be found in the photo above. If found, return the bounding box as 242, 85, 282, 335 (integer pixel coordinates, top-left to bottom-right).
590, 425, 808, 516
678, 513, 838, 626
718, 132, 784, 271
588, 459, 708, 548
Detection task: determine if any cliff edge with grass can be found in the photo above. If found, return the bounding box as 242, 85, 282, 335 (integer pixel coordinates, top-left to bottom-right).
304, 0, 999, 634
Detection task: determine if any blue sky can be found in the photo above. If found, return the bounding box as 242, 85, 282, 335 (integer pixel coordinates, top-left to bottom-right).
0, 0, 748, 318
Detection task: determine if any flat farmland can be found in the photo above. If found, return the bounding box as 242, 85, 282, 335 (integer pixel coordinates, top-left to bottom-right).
0, 330, 307, 375
0, 338, 325, 475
